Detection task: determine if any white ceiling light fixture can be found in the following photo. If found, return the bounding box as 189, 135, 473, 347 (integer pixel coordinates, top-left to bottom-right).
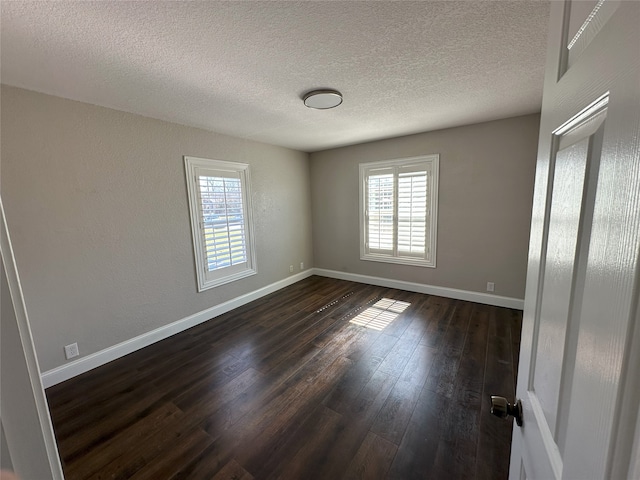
303, 89, 343, 109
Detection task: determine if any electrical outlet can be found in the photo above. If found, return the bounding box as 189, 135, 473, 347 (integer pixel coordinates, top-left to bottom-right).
289, 265, 294, 273
64, 343, 79, 360
486, 282, 495, 292
300, 262, 304, 270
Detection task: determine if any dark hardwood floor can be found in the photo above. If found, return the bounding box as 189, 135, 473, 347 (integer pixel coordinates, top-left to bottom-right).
46, 276, 522, 480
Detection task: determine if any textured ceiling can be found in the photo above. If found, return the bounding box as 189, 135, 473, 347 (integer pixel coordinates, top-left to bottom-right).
1, 1, 550, 152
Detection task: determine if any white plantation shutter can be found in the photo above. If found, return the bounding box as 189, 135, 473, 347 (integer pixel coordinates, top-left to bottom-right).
360, 155, 438, 267
366, 169, 394, 253
397, 166, 428, 257
185, 157, 256, 291
198, 174, 247, 270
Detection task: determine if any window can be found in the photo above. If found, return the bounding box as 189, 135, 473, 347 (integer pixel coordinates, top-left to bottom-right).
184, 156, 256, 291
359, 155, 439, 267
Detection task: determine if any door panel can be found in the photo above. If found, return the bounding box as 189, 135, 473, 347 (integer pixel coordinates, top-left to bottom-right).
533, 134, 590, 436
565, 0, 619, 71
510, 1, 640, 479
566, 0, 599, 42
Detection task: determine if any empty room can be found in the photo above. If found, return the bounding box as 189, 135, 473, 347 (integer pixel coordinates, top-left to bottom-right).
2, 1, 639, 480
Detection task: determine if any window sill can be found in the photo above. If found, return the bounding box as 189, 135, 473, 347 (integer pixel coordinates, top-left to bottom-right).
197, 267, 257, 292
360, 254, 436, 268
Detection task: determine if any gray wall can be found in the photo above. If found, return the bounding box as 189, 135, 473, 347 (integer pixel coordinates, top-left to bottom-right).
1, 85, 538, 375
0, 421, 11, 470
1, 86, 313, 372
310, 114, 539, 299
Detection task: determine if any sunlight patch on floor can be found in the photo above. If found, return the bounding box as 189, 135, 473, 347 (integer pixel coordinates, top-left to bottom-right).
349, 298, 411, 330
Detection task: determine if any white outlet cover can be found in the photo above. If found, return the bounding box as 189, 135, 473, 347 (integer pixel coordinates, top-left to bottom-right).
64, 343, 79, 359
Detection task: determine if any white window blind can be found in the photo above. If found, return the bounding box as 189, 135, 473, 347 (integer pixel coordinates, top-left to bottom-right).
367, 170, 394, 252
198, 174, 247, 270
397, 165, 428, 257
185, 156, 256, 290
360, 155, 439, 268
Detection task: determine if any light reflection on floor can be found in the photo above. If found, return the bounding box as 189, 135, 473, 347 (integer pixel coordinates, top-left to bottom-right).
349, 298, 411, 330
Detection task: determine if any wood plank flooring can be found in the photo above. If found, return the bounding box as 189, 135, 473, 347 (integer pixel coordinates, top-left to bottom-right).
46, 276, 522, 480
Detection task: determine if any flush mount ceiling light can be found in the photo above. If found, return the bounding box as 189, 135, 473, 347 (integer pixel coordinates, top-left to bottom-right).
303, 89, 343, 109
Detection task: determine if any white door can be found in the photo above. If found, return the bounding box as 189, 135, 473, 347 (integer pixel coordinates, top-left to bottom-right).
507, 1, 640, 479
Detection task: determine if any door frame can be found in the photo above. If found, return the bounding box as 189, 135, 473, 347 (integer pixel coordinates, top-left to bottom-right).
0, 197, 64, 479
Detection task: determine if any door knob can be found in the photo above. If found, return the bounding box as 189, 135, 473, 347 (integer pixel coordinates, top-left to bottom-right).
490, 396, 523, 427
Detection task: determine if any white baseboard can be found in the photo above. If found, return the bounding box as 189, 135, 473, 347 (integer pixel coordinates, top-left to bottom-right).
312, 268, 524, 310
42, 267, 523, 387
41, 270, 314, 388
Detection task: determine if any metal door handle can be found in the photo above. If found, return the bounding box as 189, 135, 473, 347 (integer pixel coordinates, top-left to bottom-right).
490, 396, 523, 427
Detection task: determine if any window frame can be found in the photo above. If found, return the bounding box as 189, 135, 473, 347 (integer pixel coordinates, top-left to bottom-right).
184, 156, 257, 291
359, 154, 439, 268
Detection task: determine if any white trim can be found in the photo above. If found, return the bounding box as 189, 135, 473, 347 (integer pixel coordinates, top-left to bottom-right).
359, 155, 439, 268
313, 268, 524, 310
358, 253, 436, 269
41, 270, 313, 388
41, 267, 523, 387
184, 156, 257, 291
